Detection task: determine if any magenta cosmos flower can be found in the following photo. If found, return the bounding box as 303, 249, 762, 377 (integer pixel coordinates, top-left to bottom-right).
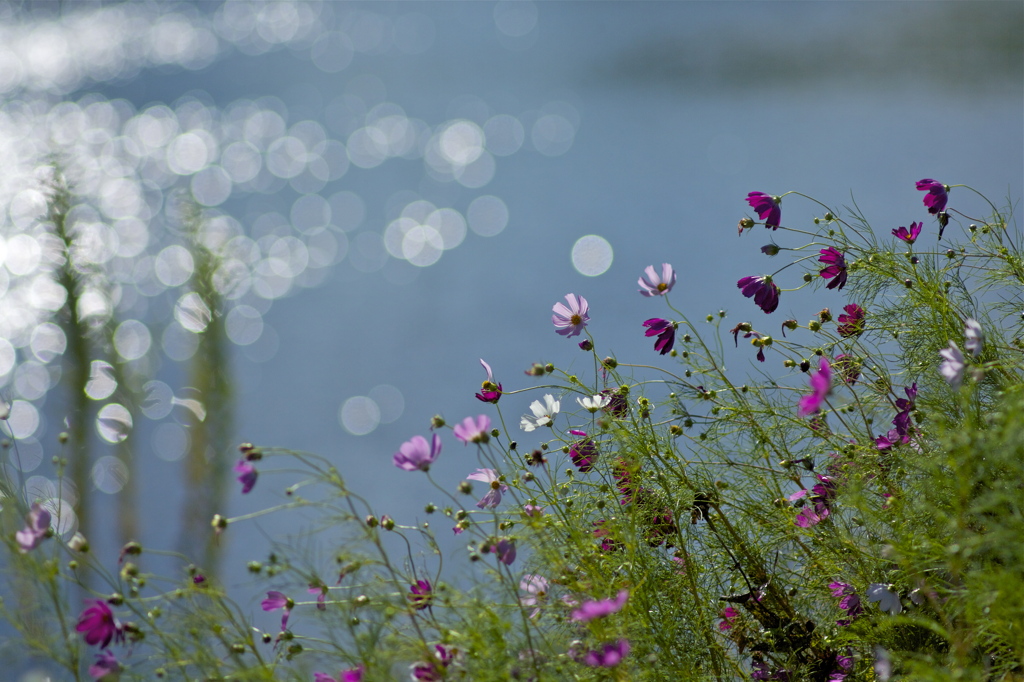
569, 430, 599, 472
393, 433, 442, 472
76, 600, 124, 649
638, 263, 676, 296
916, 179, 948, 215
818, 247, 848, 290
642, 318, 676, 354
234, 459, 257, 494
88, 650, 122, 680
453, 414, 491, 444
580, 639, 630, 668
892, 221, 923, 244
552, 294, 590, 337
571, 589, 629, 622
746, 191, 782, 230
718, 606, 739, 631
475, 359, 502, 403
798, 358, 831, 417
408, 579, 433, 610
16, 502, 51, 552
836, 303, 865, 337
314, 666, 364, 682
737, 275, 780, 314
261, 590, 293, 631
466, 468, 508, 508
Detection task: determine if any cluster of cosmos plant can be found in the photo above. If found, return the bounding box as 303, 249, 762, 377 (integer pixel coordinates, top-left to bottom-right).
9, 174, 1014, 680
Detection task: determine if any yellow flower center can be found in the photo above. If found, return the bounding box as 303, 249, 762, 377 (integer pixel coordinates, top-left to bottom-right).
570, 314, 582, 325
657, 282, 668, 291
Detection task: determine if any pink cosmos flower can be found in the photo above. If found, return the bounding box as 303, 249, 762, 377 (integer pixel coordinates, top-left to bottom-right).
393, 433, 442, 472
718, 606, 739, 631
308, 582, 328, 611
798, 358, 831, 417
580, 639, 630, 668
892, 221, 923, 244
570, 589, 629, 622
568, 430, 598, 472
737, 275, 780, 314
520, 574, 549, 618
15, 502, 51, 552
829, 581, 864, 626
76, 600, 124, 649
638, 263, 676, 296
916, 179, 948, 215
88, 650, 122, 680
261, 590, 293, 631
466, 468, 508, 509
453, 415, 491, 444
475, 359, 502, 403
552, 294, 590, 338
939, 341, 966, 388
314, 666, 364, 682
524, 504, 544, 517
234, 459, 258, 494
746, 192, 781, 230
818, 248, 848, 290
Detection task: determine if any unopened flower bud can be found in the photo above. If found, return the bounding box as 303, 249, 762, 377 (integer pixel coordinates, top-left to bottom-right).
760, 244, 780, 256
782, 319, 797, 331
381, 515, 395, 530
808, 320, 821, 332
544, 363, 555, 373
211, 515, 228, 532
800, 360, 811, 372
578, 340, 593, 351
818, 308, 832, 322
602, 357, 617, 369
68, 532, 89, 552
739, 217, 755, 230
802, 272, 813, 283
458, 481, 472, 495
669, 424, 683, 436
430, 415, 445, 429
425, 503, 436, 514
904, 279, 913, 288
783, 359, 795, 368
364, 515, 378, 528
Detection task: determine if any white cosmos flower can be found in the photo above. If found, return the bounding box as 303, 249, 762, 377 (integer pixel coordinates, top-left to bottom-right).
866, 583, 903, 615
964, 318, 983, 357
939, 341, 965, 388
521, 394, 560, 432
576, 394, 609, 413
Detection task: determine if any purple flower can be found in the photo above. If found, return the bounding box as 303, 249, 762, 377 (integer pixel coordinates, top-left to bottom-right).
475, 359, 502, 403
234, 459, 258, 494
520, 574, 549, 618
308, 582, 328, 611
916, 178, 948, 215
833, 355, 860, 385
718, 606, 739, 631
789, 474, 838, 528
411, 645, 453, 681
580, 639, 630, 668
746, 191, 782, 230
892, 221, 923, 244
818, 248, 848, 290
453, 415, 491, 444
408, 579, 433, 610
466, 468, 508, 509
638, 263, 676, 296
568, 430, 599, 472
88, 650, 122, 680
876, 428, 911, 451
601, 389, 627, 417
828, 582, 864, 626
571, 589, 629, 622
737, 275, 781, 314
552, 294, 590, 338
893, 383, 918, 436
15, 502, 51, 552
393, 433, 442, 472
492, 538, 517, 565
524, 504, 544, 517
797, 358, 831, 417
261, 590, 293, 631
76, 600, 124, 649
836, 304, 865, 338
314, 666, 364, 682
642, 318, 676, 355
939, 341, 965, 388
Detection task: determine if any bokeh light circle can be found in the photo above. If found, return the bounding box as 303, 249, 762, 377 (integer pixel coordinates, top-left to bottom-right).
339, 395, 381, 435
571, 235, 614, 277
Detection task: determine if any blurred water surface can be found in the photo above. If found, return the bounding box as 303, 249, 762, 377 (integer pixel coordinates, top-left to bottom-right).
0, 1, 1021, 674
